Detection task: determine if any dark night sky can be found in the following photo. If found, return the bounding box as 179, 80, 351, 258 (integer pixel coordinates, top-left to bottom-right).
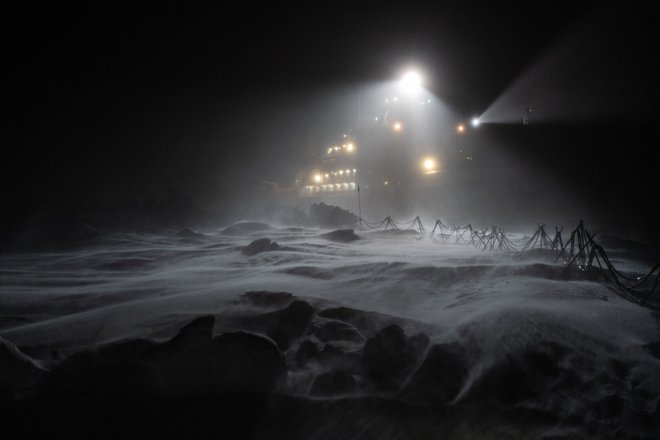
4, 1, 660, 227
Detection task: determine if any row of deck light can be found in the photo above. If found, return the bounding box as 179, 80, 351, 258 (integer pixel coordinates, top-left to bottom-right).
313, 169, 357, 184
304, 182, 356, 192
326, 143, 355, 155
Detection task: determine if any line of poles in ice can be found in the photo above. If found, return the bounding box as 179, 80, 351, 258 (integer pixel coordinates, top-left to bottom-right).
354, 216, 660, 309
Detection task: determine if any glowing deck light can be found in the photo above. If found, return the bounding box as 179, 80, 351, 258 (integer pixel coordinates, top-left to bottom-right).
346, 143, 354, 152
393, 121, 403, 132
471, 117, 480, 127
457, 124, 465, 133
421, 157, 439, 174
313, 174, 323, 183
400, 70, 422, 94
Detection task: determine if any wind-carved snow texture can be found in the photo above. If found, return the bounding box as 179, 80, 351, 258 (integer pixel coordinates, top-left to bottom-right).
0, 221, 659, 439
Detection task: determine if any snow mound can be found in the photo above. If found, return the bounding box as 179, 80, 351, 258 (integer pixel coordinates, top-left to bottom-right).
175, 227, 205, 238
318, 229, 360, 243
221, 221, 272, 235
38, 316, 285, 399
242, 238, 281, 256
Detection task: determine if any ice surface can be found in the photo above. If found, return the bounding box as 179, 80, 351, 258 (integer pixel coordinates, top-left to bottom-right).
1, 222, 659, 438
1, 226, 655, 349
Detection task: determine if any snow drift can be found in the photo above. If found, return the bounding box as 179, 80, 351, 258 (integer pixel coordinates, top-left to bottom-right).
0, 222, 658, 438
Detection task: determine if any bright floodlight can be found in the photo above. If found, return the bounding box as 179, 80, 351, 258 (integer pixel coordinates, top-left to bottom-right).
313, 174, 322, 183
471, 117, 480, 127
393, 121, 403, 132
423, 158, 435, 170
457, 124, 465, 133
400, 71, 422, 94
346, 143, 354, 152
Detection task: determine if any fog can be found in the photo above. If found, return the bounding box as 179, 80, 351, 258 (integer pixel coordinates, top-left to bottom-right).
3, 3, 660, 438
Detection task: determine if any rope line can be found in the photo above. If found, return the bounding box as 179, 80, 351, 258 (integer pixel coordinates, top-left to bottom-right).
352, 215, 660, 308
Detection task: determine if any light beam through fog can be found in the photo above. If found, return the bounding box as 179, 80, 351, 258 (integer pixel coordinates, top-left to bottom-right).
480, 9, 657, 125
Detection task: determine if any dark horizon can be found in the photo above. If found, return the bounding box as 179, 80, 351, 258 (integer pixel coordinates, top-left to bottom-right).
4, 1, 660, 234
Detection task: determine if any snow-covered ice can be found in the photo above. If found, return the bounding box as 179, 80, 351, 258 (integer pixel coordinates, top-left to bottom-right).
1, 222, 659, 438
